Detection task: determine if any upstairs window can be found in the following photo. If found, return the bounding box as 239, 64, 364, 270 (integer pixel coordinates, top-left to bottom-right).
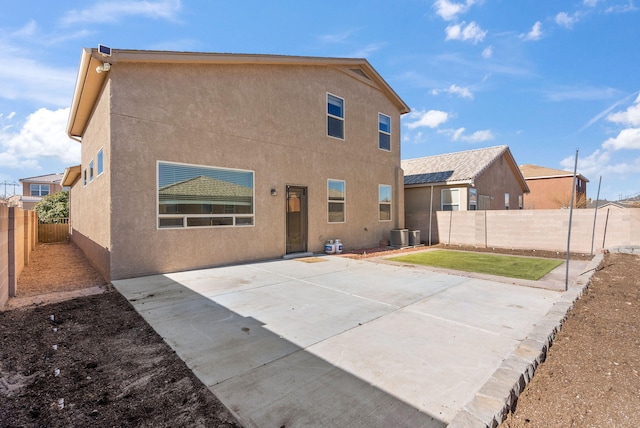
328, 179, 345, 223
97, 148, 104, 176
378, 113, 391, 151
89, 160, 95, 182
158, 162, 254, 228
505, 193, 510, 210
30, 184, 50, 197
327, 93, 344, 139
379, 184, 392, 221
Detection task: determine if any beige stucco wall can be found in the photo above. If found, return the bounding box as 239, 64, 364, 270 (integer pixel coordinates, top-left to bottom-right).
474, 155, 525, 210
69, 80, 112, 280
73, 62, 405, 279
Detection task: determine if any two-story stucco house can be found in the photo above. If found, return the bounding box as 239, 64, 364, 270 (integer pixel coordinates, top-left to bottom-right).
62, 48, 410, 280
10, 173, 64, 210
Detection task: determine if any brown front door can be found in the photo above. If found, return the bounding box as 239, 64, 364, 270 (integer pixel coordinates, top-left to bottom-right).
286, 186, 308, 254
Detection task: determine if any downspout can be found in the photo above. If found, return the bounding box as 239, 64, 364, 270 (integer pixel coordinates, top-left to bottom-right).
429, 185, 434, 246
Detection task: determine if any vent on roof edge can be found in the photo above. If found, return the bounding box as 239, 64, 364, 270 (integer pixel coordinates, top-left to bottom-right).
350, 68, 370, 80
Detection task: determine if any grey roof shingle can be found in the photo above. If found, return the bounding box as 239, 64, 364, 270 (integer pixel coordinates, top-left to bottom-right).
19, 173, 64, 184
402, 145, 509, 185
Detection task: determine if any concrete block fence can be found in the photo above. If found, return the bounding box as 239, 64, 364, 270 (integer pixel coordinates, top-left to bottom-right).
0, 206, 37, 309
427, 208, 639, 254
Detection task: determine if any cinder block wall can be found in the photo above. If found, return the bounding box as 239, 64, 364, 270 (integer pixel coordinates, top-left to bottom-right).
1, 207, 37, 309
0, 206, 8, 309
433, 208, 639, 253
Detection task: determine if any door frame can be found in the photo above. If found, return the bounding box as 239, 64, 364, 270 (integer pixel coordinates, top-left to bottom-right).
285, 185, 308, 254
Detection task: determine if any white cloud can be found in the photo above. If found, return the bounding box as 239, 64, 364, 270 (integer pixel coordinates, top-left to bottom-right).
351, 42, 386, 58
603, 128, 640, 150
0, 41, 76, 107
606, 94, 640, 126
440, 127, 494, 142
60, 0, 182, 25
482, 46, 493, 58
405, 110, 449, 129
432, 84, 473, 99
0, 108, 80, 169
555, 12, 577, 28
584, 0, 599, 6
445, 21, 487, 44
318, 29, 357, 44
433, 0, 477, 21
522, 21, 543, 41
561, 148, 640, 179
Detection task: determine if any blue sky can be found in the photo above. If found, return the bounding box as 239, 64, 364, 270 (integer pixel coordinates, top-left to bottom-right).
1, 0, 639, 201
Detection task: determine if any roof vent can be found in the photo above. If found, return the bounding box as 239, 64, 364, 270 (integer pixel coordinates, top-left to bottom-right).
350, 68, 370, 80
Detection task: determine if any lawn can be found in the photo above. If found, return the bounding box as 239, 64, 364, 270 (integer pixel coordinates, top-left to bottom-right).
387, 250, 564, 280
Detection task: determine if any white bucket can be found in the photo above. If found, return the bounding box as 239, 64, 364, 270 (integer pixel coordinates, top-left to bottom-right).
334, 239, 343, 254
324, 240, 335, 254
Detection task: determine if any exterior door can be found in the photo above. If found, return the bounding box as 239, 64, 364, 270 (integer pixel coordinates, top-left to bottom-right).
286, 186, 308, 254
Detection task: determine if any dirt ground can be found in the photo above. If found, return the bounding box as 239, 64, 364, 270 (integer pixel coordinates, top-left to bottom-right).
1, 243, 240, 427
499, 251, 640, 427
1, 242, 638, 427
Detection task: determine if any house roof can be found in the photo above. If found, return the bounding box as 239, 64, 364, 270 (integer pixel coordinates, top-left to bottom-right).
61, 165, 82, 187
402, 145, 529, 192
19, 173, 64, 184
519, 164, 589, 183
67, 48, 411, 140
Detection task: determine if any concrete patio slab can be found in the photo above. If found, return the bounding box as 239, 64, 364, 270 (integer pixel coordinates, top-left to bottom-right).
113, 253, 597, 428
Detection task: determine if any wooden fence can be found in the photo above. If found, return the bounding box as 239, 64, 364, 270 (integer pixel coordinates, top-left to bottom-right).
38, 218, 70, 243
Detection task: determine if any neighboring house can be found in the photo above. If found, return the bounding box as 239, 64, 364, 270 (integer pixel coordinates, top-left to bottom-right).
63, 48, 410, 280
402, 145, 529, 242
11, 173, 64, 210
519, 164, 589, 209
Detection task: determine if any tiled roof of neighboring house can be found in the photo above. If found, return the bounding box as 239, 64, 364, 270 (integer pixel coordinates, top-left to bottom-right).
19, 173, 64, 184
402, 145, 529, 191
159, 176, 252, 202
519, 164, 589, 182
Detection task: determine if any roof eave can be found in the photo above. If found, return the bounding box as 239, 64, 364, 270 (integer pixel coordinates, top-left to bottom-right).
67, 48, 110, 141
61, 165, 82, 187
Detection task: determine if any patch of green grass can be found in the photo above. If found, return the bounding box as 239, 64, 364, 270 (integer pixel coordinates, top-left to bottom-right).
387, 250, 564, 281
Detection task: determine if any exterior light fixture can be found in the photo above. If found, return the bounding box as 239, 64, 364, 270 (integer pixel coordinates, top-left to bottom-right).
271, 188, 277, 196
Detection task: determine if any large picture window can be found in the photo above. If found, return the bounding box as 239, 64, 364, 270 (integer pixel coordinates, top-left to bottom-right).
327, 93, 344, 139
442, 188, 460, 211
379, 184, 392, 221
158, 162, 254, 228
378, 113, 391, 151
328, 179, 345, 223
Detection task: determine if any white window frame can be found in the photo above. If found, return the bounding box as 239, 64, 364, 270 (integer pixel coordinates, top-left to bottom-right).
157, 160, 255, 229
378, 113, 391, 151
30, 184, 50, 197
97, 148, 104, 176
441, 188, 460, 211
327, 93, 345, 140
327, 179, 346, 223
379, 184, 392, 221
